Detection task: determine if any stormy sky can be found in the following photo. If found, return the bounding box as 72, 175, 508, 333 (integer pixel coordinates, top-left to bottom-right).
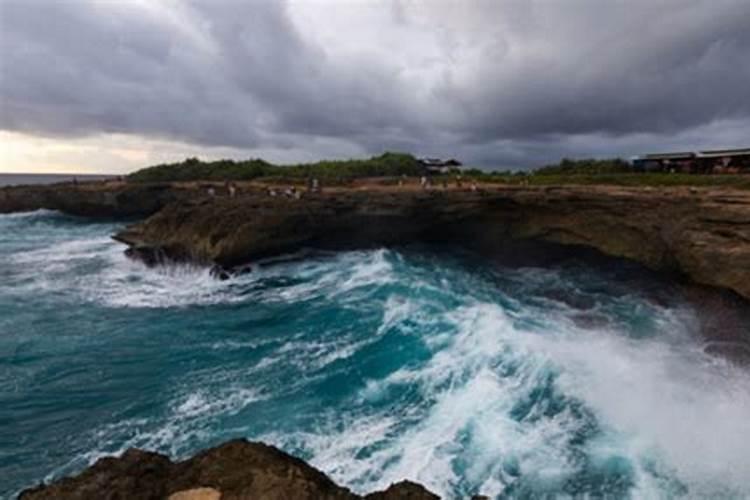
1, 0, 749, 173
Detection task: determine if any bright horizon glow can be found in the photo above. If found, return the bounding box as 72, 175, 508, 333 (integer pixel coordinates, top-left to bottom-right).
0, 131, 369, 175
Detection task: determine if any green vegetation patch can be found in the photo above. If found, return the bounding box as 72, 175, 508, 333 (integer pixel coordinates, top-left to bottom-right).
481, 172, 750, 189
127, 153, 750, 189
127, 152, 423, 183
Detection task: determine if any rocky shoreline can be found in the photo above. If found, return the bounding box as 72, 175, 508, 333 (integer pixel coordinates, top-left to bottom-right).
5, 180, 750, 497
116, 184, 750, 301
19, 439, 445, 500
3, 180, 750, 300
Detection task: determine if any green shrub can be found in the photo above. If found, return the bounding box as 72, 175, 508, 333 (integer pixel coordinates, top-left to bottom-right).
127, 152, 423, 183
127, 152, 749, 190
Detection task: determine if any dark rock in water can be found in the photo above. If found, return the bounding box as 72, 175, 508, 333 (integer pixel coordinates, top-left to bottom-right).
124, 245, 168, 267
209, 265, 232, 280
703, 341, 750, 366
19, 439, 442, 500
20, 448, 173, 500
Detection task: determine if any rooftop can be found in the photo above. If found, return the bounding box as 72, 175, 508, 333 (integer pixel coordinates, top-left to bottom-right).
698, 148, 750, 158
641, 152, 695, 160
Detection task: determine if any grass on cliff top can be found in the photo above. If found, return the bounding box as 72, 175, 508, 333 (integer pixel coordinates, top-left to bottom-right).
127, 154, 750, 190
476, 172, 750, 189
462, 158, 750, 189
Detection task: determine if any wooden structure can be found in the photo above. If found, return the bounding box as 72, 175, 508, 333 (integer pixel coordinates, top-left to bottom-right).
418, 157, 462, 174
633, 148, 750, 173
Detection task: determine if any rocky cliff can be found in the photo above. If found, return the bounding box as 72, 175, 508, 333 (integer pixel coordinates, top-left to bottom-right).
113, 185, 750, 301
0, 181, 188, 217
19, 439, 442, 500
3, 180, 750, 299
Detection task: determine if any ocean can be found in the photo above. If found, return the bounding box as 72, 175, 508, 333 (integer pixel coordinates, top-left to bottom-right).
0, 174, 115, 188
1, 210, 749, 498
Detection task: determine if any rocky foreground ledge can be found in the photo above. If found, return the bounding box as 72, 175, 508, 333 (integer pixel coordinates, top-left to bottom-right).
3, 180, 750, 300
20, 439, 450, 500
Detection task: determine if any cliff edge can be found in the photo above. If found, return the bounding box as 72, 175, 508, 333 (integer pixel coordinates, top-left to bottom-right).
113, 185, 750, 301
0, 181, 189, 217
3, 180, 749, 301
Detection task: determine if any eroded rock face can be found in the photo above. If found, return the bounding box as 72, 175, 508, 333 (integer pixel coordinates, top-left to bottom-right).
114, 186, 750, 301
0, 181, 186, 217
19, 440, 440, 500
4, 180, 750, 300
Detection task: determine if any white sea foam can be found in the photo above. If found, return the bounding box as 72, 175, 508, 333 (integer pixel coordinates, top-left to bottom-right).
48, 384, 264, 484
279, 293, 750, 498
10, 235, 115, 264
93, 259, 239, 308
173, 388, 262, 420
9, 233, 253, 308
535, 326, 750, 496
270, 248, 395, 303
371, 305, 581, 495
7, 231, 401, 309
0, 208, 61, 220
8, 222, 750, 498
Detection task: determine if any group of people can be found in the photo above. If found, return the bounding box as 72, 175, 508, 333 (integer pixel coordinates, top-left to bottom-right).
204, 174, 483, 200
418, 174, 478, 192
204, 178, 323, 200
265, 177, 322, 199
206, 181, 239, 198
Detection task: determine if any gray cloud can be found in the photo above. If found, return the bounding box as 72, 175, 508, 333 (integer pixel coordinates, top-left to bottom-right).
1, 0, 749, 168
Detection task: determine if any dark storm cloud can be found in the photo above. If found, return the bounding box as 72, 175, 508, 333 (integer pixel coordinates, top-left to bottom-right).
0, 0, 421, 149
1, 0, 749, 167
447, 1, 750, 143
1, 0, 273, 146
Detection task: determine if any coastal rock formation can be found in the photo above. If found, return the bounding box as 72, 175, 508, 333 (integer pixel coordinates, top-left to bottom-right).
3, 180, 749, 300
113, 185, 750, 301
20, 439, 439, 500
0, 181, 188, 217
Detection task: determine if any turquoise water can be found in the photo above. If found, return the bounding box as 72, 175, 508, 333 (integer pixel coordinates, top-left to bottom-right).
1, 210, 749, 498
